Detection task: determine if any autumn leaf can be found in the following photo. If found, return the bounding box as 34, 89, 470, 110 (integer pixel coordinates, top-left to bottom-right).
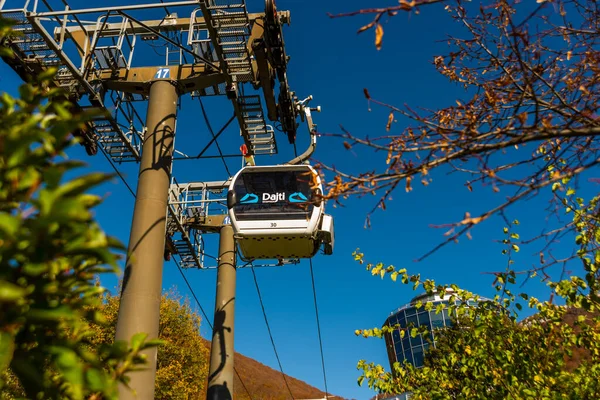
386, 111, 394, 131
357, 21, 375, 34
460, 211, 484, 225
375, 23, 384, 50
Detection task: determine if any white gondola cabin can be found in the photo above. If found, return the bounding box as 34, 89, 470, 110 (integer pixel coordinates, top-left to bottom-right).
227, 164, 334, 260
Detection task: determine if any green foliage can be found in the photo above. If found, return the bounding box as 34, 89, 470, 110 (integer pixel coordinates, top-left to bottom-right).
0, 34, 155, 398
88, 288, 211, 400
354, 194, 600, 399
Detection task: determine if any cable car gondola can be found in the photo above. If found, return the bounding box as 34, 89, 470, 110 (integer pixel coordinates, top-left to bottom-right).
227, 164, 334, 260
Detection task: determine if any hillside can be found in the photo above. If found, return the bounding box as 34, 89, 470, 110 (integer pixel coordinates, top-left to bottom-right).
200, 339, 342, 400
91, 292, 344, 400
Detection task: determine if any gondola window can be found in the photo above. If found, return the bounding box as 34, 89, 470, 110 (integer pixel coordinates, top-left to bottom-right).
232, 170, 314, 221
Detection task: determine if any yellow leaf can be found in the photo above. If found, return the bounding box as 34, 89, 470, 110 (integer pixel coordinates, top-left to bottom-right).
375, 23, 384, 50
357, 21, 375, 34
386, 111, 394, 131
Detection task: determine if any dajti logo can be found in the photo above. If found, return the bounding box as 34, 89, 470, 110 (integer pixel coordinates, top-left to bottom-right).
289, 192, 308, 203
240, 193, 259, 204
262, 192, 285, 203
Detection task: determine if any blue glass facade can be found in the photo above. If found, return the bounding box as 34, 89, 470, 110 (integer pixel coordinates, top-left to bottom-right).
383, 291, 458, 369
380, 291, 492, 400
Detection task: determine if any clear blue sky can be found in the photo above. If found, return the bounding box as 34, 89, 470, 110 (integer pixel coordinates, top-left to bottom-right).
1, 1, 588, 399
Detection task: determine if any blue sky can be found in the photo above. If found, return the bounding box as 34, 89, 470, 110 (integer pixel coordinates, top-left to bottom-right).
1, 0, 592, 399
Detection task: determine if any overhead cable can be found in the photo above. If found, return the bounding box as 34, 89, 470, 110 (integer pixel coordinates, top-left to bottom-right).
98, 145, 137, 198
250, 266, 296, 399
198, 97, 233, 177
173, 257, 255, 400
158, 0, 171, 17
309, 258, 329, 399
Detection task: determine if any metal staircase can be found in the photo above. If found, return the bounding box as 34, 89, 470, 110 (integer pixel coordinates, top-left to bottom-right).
238, 95, 277, 155
198, 0, 278, 156
200, 0, 253, 82
1, 11, 71, 86
167, 179, 225, 269
0, 8, 142, 162
172, 232, 205, 269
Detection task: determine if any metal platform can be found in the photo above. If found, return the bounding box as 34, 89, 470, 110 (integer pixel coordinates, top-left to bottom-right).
0, 0, 288, 160
0, 6, 143, 162
167, 179, 230, 268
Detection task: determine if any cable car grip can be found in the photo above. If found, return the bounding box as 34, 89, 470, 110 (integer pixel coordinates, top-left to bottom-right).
287, 95, 320, 165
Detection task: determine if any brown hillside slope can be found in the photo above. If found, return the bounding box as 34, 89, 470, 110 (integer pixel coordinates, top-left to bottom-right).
201, 339, 343, 400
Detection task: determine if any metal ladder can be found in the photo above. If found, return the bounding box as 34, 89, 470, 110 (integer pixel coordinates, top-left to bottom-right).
198, 1, 277, 156
200, 0, 253, 82
172, 233, 204, 269
93, 120, 140, 162
1, 11, 68, 82
166, 213, 205, 269
238, 95, 277, 155
0, 9, 142, 163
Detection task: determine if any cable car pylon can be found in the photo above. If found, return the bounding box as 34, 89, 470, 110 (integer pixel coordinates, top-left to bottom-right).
0, 0, 333, 397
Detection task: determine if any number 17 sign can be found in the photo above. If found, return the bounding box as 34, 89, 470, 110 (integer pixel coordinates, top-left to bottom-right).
154, 67, 170, 79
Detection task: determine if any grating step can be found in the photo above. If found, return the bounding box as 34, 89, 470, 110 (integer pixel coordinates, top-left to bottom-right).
222, 55, 248, 62
13, 28, 36, 36
240, 105, 262, 112
207, 4, 245, 10
244, 118, 266, 124
211, 11, 247, 20
215, 28, 247, 37
250, 138, 275, 145
40, 59, 62, 66
221, 45, 247, 53
228, 63, 251, 69
28, 44, 51, 51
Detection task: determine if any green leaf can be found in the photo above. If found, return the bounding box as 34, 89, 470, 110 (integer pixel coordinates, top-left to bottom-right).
0, 213, 20, 237
55, 173, 111, 199
0, 280, 27, 302
0, 332, 15, 372
27, 305, 77, 321
130, 333, 148, 351
85, 368, 105, 391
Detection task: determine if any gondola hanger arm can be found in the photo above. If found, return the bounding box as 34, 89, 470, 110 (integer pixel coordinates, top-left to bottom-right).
287, 95, 321, 165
